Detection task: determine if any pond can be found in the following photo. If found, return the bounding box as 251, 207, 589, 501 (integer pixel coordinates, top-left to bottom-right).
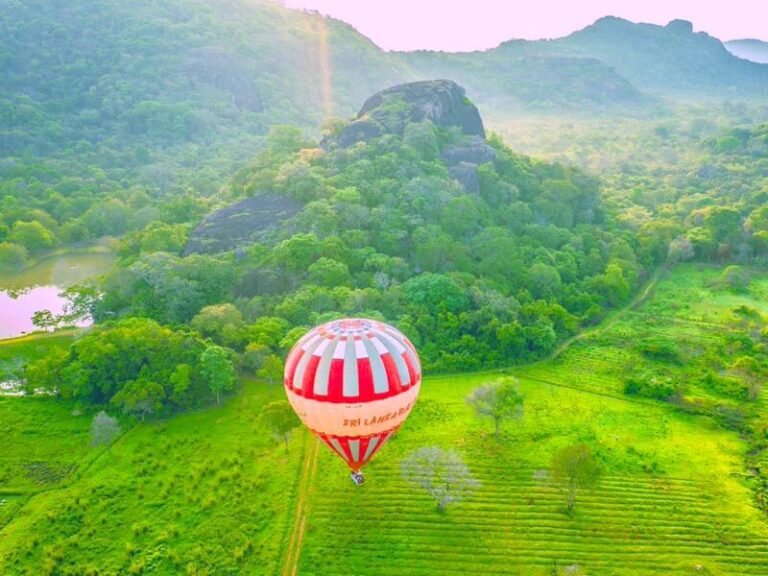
0, 250, 115, 340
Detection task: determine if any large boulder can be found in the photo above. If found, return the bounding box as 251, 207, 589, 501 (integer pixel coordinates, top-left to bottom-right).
183, 193, 301, 255
441, 135, 496, 167
324, 79, 485, 148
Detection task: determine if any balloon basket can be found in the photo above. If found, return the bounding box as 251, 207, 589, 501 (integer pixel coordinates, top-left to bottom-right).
350, 470, 365, 486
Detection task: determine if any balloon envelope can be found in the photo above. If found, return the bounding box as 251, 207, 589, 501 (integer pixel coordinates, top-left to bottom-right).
284, 318, 421, 471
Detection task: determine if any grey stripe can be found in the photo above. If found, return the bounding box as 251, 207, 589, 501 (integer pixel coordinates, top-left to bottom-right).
349, 439, 360, 462
313, 335, 339, 396
362, 437, 379, 461
362, 338, 389, 394
383, 327, 420, 372
376, 331, 411, 386
293, 337, 324, 390
342, 338, 359, 397
329, 438, 348, 461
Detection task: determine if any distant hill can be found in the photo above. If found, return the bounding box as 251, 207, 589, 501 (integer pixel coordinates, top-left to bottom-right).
397, 17, 768, 114
726, 39, 768, 64
482, 18, 768, 97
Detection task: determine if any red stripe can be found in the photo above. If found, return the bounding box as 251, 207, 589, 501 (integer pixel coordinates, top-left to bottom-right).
336, 437, 353, 463
402, 351, 419, 388
357, 357, 374, 399
381, 353, 402, 395
301, 354, 322, 398
313, 427, 401, 469
327, 359, 345, 399
285, 348, 304, 389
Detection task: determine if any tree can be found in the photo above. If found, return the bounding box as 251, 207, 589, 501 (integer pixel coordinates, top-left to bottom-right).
527, 262, 562, 299
667, 236, 694, 263
200, 345, 236, 406
550, 444, 601, 512
191, 303, 245, 346
401, 447, 480, 511
91, 411, 121, 447
466, 377, 524, 438
8, 220, 56, 252
111, 379, 166, 421
260, 401, 300, 453
31, 309, 57, 331
257, 354, 284, 385
241, 342, 270, 373
307, 257, 350, 287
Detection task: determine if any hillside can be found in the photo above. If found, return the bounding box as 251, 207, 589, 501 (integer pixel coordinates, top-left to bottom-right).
726, 39, 768, 64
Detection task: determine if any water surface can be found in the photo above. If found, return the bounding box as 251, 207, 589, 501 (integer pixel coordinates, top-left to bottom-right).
0, 251, 115, 339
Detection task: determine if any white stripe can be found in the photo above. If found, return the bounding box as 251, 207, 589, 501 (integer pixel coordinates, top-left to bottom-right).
363, 436, 380, 461
370, 336, 388, 355
349, 439, 360, 462
354, 339, 368, 358
332, 340, 346, 359
300, 333, 322, 352
377, 330, 406, 353
313, 337, 333, 356
329, 438, 348, 461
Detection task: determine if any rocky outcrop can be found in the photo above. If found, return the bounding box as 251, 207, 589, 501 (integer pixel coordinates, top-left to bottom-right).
442, 135, 496, 166
323, 79, 485, 149
183, 194, 301, 255
441, 135, 496, 195
449, 163, 481, 195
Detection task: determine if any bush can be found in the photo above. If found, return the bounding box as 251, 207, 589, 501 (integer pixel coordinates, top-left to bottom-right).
624, 372, 679, 400
636, 339, 682, 364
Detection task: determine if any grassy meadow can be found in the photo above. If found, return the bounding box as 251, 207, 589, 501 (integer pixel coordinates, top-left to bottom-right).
1, 264, 767, 575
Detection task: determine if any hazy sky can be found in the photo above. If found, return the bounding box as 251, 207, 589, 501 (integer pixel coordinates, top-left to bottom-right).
284, 0, 768, 52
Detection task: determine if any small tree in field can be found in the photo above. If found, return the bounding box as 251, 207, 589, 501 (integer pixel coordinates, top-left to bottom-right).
466, 377, 524, 438
401, 447, 479, 511
550, 444, 601, 513
91, 411, 121, 447
260, 401, 300, 453
200, 345, 236, 406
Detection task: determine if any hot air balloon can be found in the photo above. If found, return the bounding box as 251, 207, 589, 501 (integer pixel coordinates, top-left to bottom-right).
284, 318, 421, 485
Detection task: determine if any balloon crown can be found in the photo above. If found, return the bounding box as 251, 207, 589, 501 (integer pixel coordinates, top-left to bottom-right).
326, 318, 373, 335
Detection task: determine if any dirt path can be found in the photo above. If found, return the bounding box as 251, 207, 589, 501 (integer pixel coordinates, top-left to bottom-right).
282, 436, 320, 576
539, 265, 667, 365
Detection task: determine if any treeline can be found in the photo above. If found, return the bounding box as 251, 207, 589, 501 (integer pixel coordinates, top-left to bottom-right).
26, 318, 236, 419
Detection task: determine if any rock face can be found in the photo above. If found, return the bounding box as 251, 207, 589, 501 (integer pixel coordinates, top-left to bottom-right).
183, 194, 301, 255
324, 79, 485, 148
442, 136, 496, 166
441, 135, 496, 195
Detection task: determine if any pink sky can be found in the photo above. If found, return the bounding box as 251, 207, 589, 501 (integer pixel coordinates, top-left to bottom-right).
284, 0, 768, 52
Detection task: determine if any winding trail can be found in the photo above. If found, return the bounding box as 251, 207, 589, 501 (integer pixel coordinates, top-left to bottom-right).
282, 436, 320, 576
538, 265, 666, 366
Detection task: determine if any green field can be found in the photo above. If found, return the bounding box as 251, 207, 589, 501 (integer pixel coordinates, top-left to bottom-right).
1, 264, 767, 575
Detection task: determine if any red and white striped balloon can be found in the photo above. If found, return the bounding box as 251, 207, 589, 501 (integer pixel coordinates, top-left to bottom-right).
283, 318, 421, 472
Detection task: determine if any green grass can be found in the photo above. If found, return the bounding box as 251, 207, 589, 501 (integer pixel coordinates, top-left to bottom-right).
0, 332, 76, 365
1, 264, 767, 575
0, 379, 298, 575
